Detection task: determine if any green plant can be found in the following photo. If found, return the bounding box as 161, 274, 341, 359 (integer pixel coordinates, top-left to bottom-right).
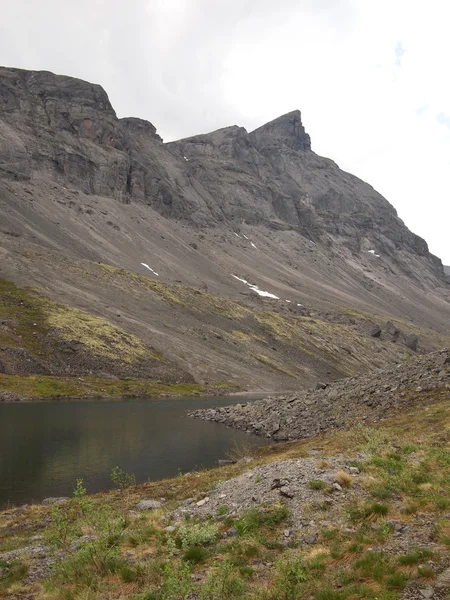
273, 553, 308, 599
183, 545, 209, 563
398, 548, 434, 565
160, 561, 193, 600
309, 479, 328, 491
177, 521, 220, 548
201, 559, 245, 599
217, 505, 229, 515
111, 466, 136, 490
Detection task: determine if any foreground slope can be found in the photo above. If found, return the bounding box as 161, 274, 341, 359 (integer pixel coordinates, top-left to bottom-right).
1, 353, 449, 598
0, 66, 449, 392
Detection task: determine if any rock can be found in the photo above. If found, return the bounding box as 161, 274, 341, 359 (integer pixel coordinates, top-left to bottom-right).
42, 497, 69, 505
196, 497, 210, 507
332, 483, 342, 492
271, 478, 289, 490
370, 325, 382, 338
303, 533, 319, 544
225, 527, 239, 537
164, 526, 176, 533
279, 486, 294, 499
315, 382, 327, 390
136, 499, 162, 510
348, 467, 360, 475
405, 334, 419, 351
435, 567, 450, 588
419, 588, 434, 599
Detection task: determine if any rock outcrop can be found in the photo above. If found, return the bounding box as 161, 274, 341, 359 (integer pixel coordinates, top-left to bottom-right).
190, 349, 450, 439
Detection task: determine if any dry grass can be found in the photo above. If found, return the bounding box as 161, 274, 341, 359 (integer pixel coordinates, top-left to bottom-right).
334, 470, 353, 488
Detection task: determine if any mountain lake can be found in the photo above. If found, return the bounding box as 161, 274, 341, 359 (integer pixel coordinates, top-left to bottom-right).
0, 395, 268, 508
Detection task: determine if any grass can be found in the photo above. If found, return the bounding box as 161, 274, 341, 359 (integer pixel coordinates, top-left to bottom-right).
0, 374, 235, 399
1, 390, 449, 599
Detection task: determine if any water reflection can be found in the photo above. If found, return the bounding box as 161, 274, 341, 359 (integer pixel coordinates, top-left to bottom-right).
0, 396, 266, 507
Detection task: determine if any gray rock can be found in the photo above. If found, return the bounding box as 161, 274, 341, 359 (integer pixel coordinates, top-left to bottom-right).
42, 497, 69, 505
136, 499, 162, 510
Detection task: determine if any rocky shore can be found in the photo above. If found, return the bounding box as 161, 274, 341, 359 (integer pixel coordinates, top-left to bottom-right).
189, 349, 450, 440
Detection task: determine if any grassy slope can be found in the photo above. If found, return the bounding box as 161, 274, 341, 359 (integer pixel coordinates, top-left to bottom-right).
1, 387, 449, 599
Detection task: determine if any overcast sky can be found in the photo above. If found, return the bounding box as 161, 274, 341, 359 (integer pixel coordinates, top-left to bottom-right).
1, 0, 449, 263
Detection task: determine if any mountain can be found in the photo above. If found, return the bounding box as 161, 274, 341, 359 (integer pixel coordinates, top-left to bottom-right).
445, 265, 450, 276
1, 66, 449, 396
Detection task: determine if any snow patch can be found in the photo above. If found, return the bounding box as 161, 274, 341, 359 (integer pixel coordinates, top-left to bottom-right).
286, 300, 291, 303
141, 263, 159, 276
234, 232, 241, 238
297, 303, 303, 307
251, 242, 257, 249
231, 275, 280, 299
367, 250, 380, 258
243, 234, 249, 239
183, 156, 189, 161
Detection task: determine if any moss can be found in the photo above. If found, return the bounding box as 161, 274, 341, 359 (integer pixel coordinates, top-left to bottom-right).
0, 374, 239, 399
45, 303, 164, 364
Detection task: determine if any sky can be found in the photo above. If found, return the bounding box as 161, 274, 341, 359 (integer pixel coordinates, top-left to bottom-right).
1, 0, 449, 263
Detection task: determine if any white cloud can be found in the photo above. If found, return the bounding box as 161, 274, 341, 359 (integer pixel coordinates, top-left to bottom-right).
0, 0, 449, 262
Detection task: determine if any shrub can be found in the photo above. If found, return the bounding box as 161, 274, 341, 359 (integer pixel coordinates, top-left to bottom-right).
273, 553, 308, 600
200, 559, 245, 599
111, 466, 136, 490
177, 522, 220, 549
183, 545, 209, 563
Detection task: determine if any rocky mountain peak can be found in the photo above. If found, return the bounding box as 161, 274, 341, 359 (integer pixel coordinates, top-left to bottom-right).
250, 109, 311, 151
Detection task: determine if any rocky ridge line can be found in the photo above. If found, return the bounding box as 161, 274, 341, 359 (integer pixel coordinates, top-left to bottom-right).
189, 349, 450, 440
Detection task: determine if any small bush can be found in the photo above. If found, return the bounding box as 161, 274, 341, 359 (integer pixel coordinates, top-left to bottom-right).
183, 545, 209, 563
111, 466, 136, 490
386, 572, 409, 590
201, 559, 245, 599
399, 548, 434, 566
273, 553, 308, 600
309, 479, 328, 491
177, 522, 220, 549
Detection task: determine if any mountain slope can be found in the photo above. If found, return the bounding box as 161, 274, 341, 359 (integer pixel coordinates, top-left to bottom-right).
0, 66, 449, 393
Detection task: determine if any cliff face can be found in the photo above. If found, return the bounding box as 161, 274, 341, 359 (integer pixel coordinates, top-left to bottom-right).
0, 67, 442, 267
0, 66, 449, 390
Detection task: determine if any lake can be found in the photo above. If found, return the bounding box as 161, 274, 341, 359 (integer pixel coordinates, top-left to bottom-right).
0, 395, 267, 508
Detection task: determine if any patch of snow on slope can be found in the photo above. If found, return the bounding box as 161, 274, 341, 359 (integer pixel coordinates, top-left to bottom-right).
251, 242, 257, 249
367, 250, 380, 258
141, 263, 159, 276
234, 232, 241, 238
183, 156, 189, 161
231, 275, 280, 299
243, 234, 249, 240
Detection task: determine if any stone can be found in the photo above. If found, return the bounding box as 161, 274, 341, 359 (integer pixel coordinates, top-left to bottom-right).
42, 497, 69, 505
136, 499, 162, 511
196, 497, 210, 507
332, 483, 342, 492
303, 533, 319, 544
370, 326, 382, 338
405, 334, 419, 351
279, 486, 294, 498
419, 588, 434, 599
164, 526, 176, 533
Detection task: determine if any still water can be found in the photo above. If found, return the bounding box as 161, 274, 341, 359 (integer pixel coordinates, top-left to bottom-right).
0, 396, 267, 508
